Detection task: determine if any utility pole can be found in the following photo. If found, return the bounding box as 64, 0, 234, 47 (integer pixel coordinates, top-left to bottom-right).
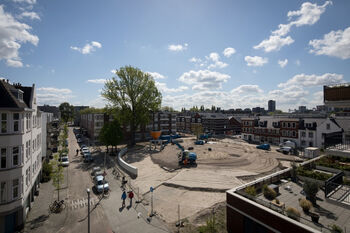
87, 188, 90, 233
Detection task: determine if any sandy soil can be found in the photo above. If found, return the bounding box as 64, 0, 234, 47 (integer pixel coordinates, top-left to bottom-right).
125, 137, 302, 223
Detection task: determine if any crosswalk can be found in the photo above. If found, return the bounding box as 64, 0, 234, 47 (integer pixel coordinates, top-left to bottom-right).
69, 197, 99, 210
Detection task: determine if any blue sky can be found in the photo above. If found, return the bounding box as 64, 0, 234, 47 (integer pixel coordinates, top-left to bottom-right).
1, 0, 349, 111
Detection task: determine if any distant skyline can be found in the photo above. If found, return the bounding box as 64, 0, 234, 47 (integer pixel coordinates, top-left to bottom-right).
0, 0, 349, 111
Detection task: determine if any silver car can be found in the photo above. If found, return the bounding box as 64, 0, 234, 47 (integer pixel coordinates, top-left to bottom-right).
94, 175, 109, 193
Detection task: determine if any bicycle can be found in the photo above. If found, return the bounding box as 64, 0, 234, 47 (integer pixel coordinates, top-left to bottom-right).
49, 200, 66, 213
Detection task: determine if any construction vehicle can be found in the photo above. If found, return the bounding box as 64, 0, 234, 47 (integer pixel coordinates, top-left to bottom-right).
195, 140, 205, 145
256, 144, 270, 150
174, 142, 197, 165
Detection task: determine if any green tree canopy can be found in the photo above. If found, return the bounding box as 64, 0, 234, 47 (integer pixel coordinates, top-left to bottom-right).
59, 102, 74, 123
102, 66, 162, 145
99, 119, 123, 152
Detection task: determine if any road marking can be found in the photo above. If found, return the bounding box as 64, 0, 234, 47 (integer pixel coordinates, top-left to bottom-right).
69, 197, 99, 210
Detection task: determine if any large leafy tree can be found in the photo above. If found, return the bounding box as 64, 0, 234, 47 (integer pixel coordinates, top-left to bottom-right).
99, 119, 123, 153
59, 102, 74, 123
102, 66, 162, 146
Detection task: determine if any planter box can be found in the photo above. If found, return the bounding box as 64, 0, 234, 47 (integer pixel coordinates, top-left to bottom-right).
297, 175, 325, 187
316, 165, 350, 177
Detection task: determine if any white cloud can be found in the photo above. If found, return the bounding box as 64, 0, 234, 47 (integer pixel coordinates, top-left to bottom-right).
287, 1, 332, 27
110, 69, 117, 74
36, 87, 74, 105
278, 59, 288, 68
168, 43, 188, 52
37, 87, 72, 94
254, 35, 294, 52
0, 6, 39, 68
309, 26, 350, 59
146, 71, 166, 80
13, 0, 37, 4
155, 82, 188, 93
189, 57, 201, 63
231, 85, 263, 94
223, 47, 236, 57
87, 79, 107, 84
178, 70, 230, 91
18, 11, 40, 20
278, 73, 344, 88
70, 41, 102, 54
244, 56, 268, 67
255, 1, 331, 52
207, 52, 228, 69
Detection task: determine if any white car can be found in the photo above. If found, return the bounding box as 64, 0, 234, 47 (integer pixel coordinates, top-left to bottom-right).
81, 148, 90, 155
277, 147, 292, 154
94, 175, 109, 193
59, 156, 69, 166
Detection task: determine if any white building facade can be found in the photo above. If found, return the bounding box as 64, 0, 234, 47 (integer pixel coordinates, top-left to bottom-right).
0, 80, 43, 233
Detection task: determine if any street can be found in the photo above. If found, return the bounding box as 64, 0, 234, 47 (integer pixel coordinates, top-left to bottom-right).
24, 127, 169, 233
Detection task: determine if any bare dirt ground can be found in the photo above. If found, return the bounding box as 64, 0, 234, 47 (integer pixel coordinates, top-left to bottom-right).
124, 137, 302, 225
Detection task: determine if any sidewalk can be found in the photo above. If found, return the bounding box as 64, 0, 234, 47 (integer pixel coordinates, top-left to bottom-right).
101, 154, 170, 233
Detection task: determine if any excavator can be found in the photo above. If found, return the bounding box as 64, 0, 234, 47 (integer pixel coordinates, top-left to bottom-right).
174, 142, 197, 165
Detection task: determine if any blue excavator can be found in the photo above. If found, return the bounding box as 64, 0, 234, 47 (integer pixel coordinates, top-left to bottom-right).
174, 142, 197, 165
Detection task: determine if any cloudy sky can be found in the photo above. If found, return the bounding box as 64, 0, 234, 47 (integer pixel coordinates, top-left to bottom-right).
1, 0, 349, 111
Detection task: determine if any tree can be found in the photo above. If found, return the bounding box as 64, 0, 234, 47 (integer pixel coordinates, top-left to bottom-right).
200, 105, 205, 112
51, 153, 64, 201
59, 102, 74, 123
303, 180, 319, 204
189, 106, 199, 112
192, 124, 203, 139
102, 66, 162, 146
99, 119, 123, 153
161, 106, 176, 112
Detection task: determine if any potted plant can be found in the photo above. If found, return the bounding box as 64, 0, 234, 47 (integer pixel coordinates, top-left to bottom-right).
309, 212, 320, 223
299, 198, 312, 213
303, 180, 319, 205
263, 184, 277, 200
286, 207, 300, 221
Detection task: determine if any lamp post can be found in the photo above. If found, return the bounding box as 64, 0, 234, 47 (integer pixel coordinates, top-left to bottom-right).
87, 188, 90, 233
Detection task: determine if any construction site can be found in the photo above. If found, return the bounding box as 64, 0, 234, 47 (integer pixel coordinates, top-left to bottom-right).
122, 133, 302, 227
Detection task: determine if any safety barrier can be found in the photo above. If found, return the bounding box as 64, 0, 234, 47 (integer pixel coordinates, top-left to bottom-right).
117, 148, 138, 177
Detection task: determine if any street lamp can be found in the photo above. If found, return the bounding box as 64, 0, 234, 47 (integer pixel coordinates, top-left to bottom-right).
87, 188, 90, 233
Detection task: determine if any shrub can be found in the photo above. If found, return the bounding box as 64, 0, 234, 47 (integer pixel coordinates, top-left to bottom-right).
328, 224, 343, 233
42, 161, 52, 182
303, 180, 319, 204
286, 207, 300, 221
297, 167, 332, 181
263, 185, 277, 200
245, 186, 257, 197
299, 198, 312, 212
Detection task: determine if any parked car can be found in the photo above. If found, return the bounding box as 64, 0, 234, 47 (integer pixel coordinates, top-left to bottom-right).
77, 138, 84, 143
59, 156, 69, 166
256, 144, 270, 150
91, 166, 101, 176
75, 134, 82, 139
84, 154, 93, 163
277, 146, 292, 154
80, 144, 87, 149
83, 151, 91, 158
81, 148, 90, 155
93, 175, 109, 193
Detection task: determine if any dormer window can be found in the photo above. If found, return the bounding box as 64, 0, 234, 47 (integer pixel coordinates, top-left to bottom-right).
11, 89, 24, 102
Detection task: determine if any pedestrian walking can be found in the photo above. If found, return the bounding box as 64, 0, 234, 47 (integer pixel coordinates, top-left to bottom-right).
128, 190, 134, 207
121, 176, 127, 188
76, 149, 79, 156
121, 190, 127, 207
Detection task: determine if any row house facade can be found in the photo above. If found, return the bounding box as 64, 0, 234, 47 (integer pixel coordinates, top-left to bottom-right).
80, 113, 112, 143
241, 116, 343, 149
0, 80, 44, 233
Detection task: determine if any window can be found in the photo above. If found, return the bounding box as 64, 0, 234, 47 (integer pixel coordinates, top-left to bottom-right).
309, 132, 313, 138
13, 113, 19, 132
1, 113, 7, 133
1, 182, 6, 203
25, 141, 29, 159
301, 131, 306, 137
292, 123, 296, 128
12, 179, 19, 199
292, 131, 296, 137
13, 147, 19, 166
28, 140, 31, 156
326, 124, 330, 130
287, 122, 291, 128
1, 148, 6, 169
282, 122, 286, 128
26, 169, 29, 186
301, 140, 306, 146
